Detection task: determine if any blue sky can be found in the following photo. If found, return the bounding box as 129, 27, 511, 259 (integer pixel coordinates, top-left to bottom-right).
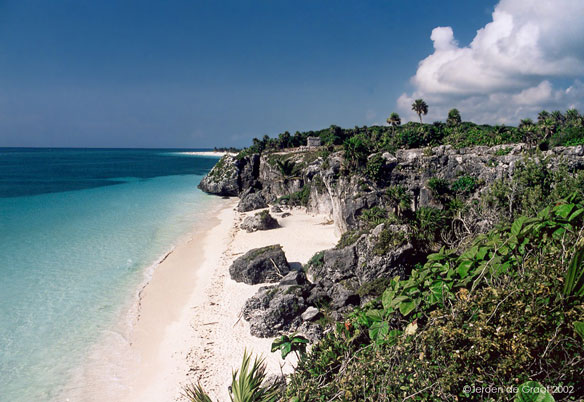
1, 0, 582, 148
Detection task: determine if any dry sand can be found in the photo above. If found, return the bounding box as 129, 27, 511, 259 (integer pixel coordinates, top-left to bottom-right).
181, 206, 338, 401
79, 199, 338, 402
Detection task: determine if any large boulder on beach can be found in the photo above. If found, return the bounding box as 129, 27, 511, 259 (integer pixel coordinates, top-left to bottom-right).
241, 210, 279, 233
229, 245, 290, 284
242, 270, 324, 340
243, 283, 308, 337
237, 191, 268, 212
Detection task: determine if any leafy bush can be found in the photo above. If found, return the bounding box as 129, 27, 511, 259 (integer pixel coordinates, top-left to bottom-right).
335, 228, 367, 249
275, 159, 296, 177
360, 206, 387, 227
365, 153, 386, 183
372, 228, 407, 256
278, 184, 311, 206
285, 201, 584, 401
306, 251, 324, 270
413, 207, 447, 244
494, 146, 512, 156
271, 334, 309, 359
427, 177, 451, 199
485, 158, 584, 222
451, 175, 477, 194
550, 126, 584, 146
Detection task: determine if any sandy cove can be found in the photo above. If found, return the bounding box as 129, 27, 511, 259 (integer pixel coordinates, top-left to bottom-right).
118, 199, 338, 401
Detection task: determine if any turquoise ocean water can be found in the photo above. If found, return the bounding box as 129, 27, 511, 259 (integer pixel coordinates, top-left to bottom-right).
0, 148, 220, 401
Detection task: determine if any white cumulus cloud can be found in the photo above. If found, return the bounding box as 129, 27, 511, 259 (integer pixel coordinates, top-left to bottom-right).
397, 0, 584, 125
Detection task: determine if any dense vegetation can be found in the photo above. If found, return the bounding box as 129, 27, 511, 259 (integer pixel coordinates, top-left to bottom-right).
237, 107, 584, 161
198, 105, 584, 401
286, 198, 584, 401
277, 155, 584, 401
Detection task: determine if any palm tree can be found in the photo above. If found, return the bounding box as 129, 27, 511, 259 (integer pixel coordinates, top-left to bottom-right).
539, 118, 557, 142
537, 110, 550, 125
551, 110, 565, 125
446, 108, 461, 127
411, 99, 428, 123
518, 118, 538, 147
386, 112, 401, 135
565, 108, 582, 127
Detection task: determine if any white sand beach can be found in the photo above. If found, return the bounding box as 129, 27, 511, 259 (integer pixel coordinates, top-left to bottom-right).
75, 198, 338, 402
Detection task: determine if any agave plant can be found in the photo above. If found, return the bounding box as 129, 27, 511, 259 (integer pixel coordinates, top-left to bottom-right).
563, 246, 584, 298
183, 350, 280, 402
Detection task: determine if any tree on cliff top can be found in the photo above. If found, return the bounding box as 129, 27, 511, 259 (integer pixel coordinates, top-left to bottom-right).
412, 99, 428, 123
386, 112, 401, 135
447, 108, 461, 127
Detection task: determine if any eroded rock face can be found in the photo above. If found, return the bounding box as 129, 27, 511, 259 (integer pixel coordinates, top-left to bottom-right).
198, 154, 260, 196
240, 211, 279, 233
242, 270, 323, 339
229, 245, 290, 285
243, 284, 308, 338
304, 223, 415, 312
197, 155, 240, 196
203, 144, 584, 342
200, 145, 584, 232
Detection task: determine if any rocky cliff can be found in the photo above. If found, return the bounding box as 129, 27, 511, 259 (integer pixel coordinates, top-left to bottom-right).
199, 144, 584, 339
199, 144, 584, 231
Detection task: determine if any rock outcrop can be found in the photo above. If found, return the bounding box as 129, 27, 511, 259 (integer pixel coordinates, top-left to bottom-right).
242, 270, 323, 340
241, 210, 279, 232
199, 144, 584, 341
237, 190, 268, 212
198, 154, 260, 196
229, 245, 290, 285
199, 144, 584, 233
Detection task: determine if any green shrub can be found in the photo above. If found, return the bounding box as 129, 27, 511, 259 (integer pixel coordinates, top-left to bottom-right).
494, 146, 512, 156
427, 177, 451, 200
279, 184, 311, 206
360, 206, 387, 226
285, 201, 584, 401
365, 153, 385, 183
372, 228, 407, 256
485, 158, 584, 222
335, 229, 366, 249
413, 206, 447, 244
451, 175, 477, 194
306, 251, 324, 270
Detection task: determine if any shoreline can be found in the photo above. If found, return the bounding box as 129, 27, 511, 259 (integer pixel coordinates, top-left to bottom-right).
118, 197, 238, 402
63, 197, 237, 402
182, 205, 339, 400
68, 198, 338, 401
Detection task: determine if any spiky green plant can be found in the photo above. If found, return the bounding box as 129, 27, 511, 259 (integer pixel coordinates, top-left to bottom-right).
182, 383, 213, 402
230, 351, 280, 402
563, 245, 584, 298
183, 350, 279, 402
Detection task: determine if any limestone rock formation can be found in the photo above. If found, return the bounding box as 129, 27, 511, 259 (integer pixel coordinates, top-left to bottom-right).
229, 245, 290, 285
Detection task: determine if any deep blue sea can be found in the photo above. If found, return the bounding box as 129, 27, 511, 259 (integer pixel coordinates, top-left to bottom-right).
0, 148, 220, 401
